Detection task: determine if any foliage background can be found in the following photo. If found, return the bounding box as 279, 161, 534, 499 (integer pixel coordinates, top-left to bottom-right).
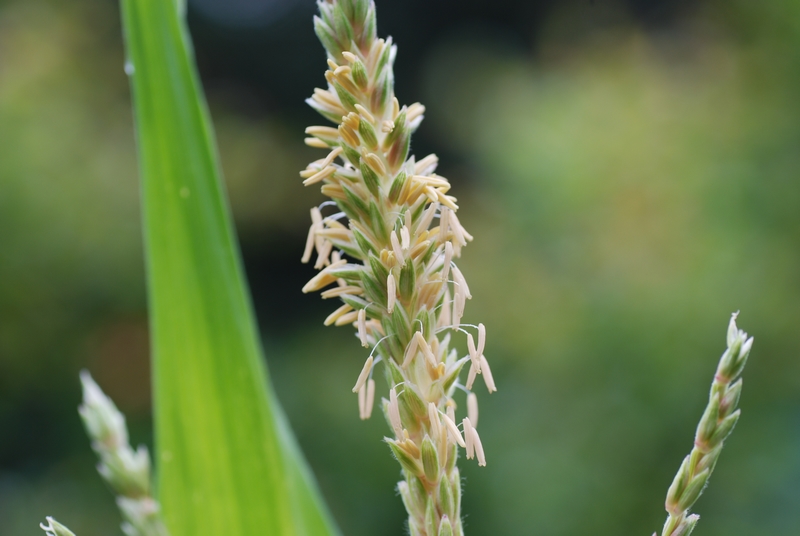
1, 0, 799, 534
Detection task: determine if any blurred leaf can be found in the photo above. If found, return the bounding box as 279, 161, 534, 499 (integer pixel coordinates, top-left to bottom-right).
119, 1, 338, 535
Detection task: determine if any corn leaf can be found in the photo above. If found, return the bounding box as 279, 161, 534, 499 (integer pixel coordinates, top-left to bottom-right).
119, 1, 338, 535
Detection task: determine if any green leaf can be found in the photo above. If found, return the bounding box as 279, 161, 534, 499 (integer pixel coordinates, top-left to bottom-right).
119, 2, 339, 535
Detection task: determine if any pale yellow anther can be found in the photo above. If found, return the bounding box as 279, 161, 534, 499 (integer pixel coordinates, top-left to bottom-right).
334, 310, 359, 326
465, 361, 478, 390
463, 417, 475, 459
333, 65, 351, 76
324, 303, 354, 326
339, 124, 360, 147
467, 393, 479, 428
320, 184, 346, 200
326, 58, 339, 71
467, 333, 481, 370
390, 231, 405, 266
358, 382, 366, 419
437, 191, 459, 211
389, 388, 403, 437
321, 285, 363, 299
364, 378, 375, 419
439, 208, 451, 245
321, 146, 343, 168
409, 240, 430, 260
414, 154, 439, 175
477, 323, 486, 357
358, 309, 368, 347
414, 332, 437, 367
352, 355, 374, 392
424, 185, 439, 204
402, 331, 419, 368
305, 137, 329, 148
303, 165, 336, 186
442, 412, 466, 448
452, 264, 471, 299
306, 125, 340, 138
363, 152, 386, 176
480, 355, 497, 393
387, 273, 397, 313
428, 403, 441, 440
342, 51, 358, 63
472, 426, 486, 466
355, 104, 375, 124
407, 102, 426, 123
441, 241, 453, 282
302, 259, 346, 293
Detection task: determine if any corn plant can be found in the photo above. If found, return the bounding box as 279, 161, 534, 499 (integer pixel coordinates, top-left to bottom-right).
37, 1, 755, 535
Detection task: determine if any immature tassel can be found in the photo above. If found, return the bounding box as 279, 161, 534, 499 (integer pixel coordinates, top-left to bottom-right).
78, 372, 169, 536
658, 314, 754, 536
301, 1, 497, 533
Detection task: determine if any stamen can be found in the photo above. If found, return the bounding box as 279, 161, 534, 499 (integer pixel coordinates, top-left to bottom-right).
477, 323, 486, 357
305, 137, 329, 148
401, 225, 411, 250
416, 202, 439, 233
390, 231, 405, 265
314, 240, 333, 269
452, 264, 471, 299
402, 332, 419, 368
424, 185, 439, 204
334, 310, 359, 326
301, 219, 317, 264
358, 309, 368, 348
321, 285, 363, 299
321, 146, 343, 167
358, 382, 366, 419
480, 355, 497, 393
441, 241, 453, 283
414, 154, 439, 175
467, 393, 479, 427
428, 403, 442, 440
306, 125, 341, 138
450, 211, 469, 245
439, 208, 451, 244
389, 388, 403, 437
352, 355, 374, 395
325, 303, 354, 326
407, 102, 426, 124
365, 378, 375, 419
387, 273, 397, 313
437, 190, 459, 211
355, 104, 375, 124
471, 426, 486, 466
452, 282, 466, 329
341, 51, 358, 63
465, 361, 478, 390
415, 332, 437, 367
302, 259, 347, 293
467, 333, 481, 370
463, 417, 475, 459
438, 286, 452, 328
442, 411, 466, 448
392, 96, 400, 119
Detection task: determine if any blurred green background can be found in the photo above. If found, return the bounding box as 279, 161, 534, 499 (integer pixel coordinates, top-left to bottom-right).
1, 0, 799, 534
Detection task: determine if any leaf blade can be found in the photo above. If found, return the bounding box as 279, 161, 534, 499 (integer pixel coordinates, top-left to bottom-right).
119, 1, 338, 535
